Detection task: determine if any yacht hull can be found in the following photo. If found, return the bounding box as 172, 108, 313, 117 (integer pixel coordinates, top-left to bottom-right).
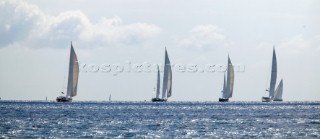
219, 98, 229, 102
56, 96, 72, 102
273, 99, 283, 101
151, 98, 167, 102
262, 97, 271, 102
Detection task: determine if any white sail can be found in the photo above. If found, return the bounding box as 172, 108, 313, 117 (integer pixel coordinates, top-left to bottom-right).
222, 73, 228, 98
155, 65, 161, 98
273, 79, 283, 100
167, 62, 172, 98
269, 47, 277, 98
66, 43, 79, 97
161, 48, 172, 99
222, 55, 234, 99
109, 94, 111, 101
227, 56, 234, 98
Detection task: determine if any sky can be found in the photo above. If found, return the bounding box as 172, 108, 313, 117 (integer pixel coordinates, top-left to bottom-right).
0, 0, 319, 101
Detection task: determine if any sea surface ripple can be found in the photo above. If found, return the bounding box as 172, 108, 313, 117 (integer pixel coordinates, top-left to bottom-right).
0, 101, 319, 138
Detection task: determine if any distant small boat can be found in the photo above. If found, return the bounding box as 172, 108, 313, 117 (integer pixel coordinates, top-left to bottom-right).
219, 55, 234, 102
262, 47, 283, 102
152, 48, 172, 102
109, 94, 111, 101
46, 96, 47, 101
56, 42, 79, 102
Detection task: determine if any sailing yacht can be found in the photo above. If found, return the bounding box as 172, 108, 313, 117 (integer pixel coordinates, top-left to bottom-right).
152, 48, 172, 102
262, 47, 283, 102
56, 42, 79, 102
219, 55, 234, 102
109, 94, 111, 101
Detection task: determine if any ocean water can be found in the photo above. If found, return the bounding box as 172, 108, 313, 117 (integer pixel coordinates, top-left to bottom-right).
0, 101, 319, 138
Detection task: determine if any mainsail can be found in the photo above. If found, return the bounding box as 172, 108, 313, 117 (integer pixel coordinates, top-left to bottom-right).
167, 62, 172, 98
155, 65, 161, 98
161, 48, 172, 99
222, 73, 227, 98
66, 43, 79, 97
227, 56, 234, 98
269, 47, 277, 98
273, 79, 283, 100
222, 55, 234, 99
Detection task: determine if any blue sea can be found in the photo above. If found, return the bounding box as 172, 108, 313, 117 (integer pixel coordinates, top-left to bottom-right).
0, 101, 319, 138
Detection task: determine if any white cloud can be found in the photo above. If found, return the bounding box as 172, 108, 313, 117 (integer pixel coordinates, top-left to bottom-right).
257, 34, 320, 54
278, 34, 320, 54
0, 0, 44, 46
0, 0, 161, 48
79, 17, 161, 45
178, 25, 230, 49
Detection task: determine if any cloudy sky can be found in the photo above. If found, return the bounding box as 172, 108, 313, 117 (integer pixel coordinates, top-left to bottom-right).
0, 0, 319, 101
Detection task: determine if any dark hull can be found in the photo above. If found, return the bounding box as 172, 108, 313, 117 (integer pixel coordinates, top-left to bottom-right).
151, 98, 167, 102
219, 98, 229, 102
56, 97, 72, 102
273, 99, 283, 101
262, 97, 271, 102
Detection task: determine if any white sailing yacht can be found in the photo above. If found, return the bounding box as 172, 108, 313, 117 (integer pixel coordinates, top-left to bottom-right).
109, 94, 111, 101
262, 47, 283, 102
56, 42, 79, 102
219, 55, 234, 102
152, 48, 172, 102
